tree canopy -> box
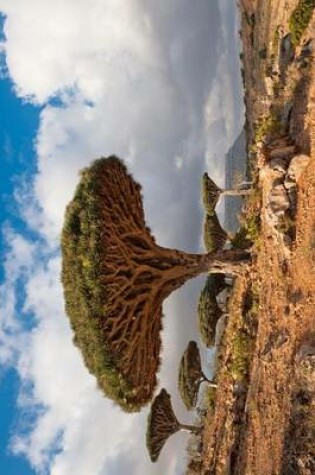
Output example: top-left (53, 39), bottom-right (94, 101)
top-left (201, 172), bottom-right (252, 216)
top-left (146, 388), bottom-right (198, 462)
top-left (61, 156), bottom-right (249, 412)
top-left (203, 212), bottom-right (228, 253)
top-left (198, 275), bottom-right (226, 347)
top-left (201, 173), bottom-right (221, 215)
top-left (178, 341), bottom-right (216, 410)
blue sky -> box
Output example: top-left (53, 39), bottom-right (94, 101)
top-left (0, 13), bottom-right (39, 473)
top-left (0, 2), bottom-right (244, 474)
top-left (0, 33), bottom-right (39, 474)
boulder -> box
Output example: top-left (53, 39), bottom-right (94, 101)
top-left (268, 184), bottom-right (290, 216)
top-left (268, 156), bottom-right (290, 174)
top-left (286, 154), bottom-right (310, 182)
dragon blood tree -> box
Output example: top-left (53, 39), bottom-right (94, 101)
top-left (198, 274), bottom-right (227, 348)
top-left (146, 388), bottom-right (200, 462)
top-left (203, 211), bottom-right (228, 253)
top-left (201, 172), bottom-right (251, 215)
top-left (61, 156), bottom-right (249, 412)
top-left (178, 341), bottom-right (217, 410)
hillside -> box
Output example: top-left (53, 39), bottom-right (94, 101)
top-left (198, 2), bottom-right (315, 474)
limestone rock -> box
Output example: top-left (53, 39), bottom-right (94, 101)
top-left (268, 156), bottom-right (290, 174)
top-left (268, 184), bottom-right (290, 216)
top-left (286, 154), bottom-right (310, 182)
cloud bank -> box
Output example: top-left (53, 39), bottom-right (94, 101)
top-left (0, 1), bottom-right (244, 473)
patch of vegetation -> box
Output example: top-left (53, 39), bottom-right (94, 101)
top-left (232, 213), bottom-right (260, 248)
top-left (203, 213), bottom-right (228, 253)
top-left (197, 274), bottom-right (226, 348)
top-left (230, 331), bottom-right (252, 382)
top-left (254, 111), bottom-right (282, 143)
top-left (289, 0), bottom-right (315, 46)
top-left (204, 385), bottom-right (216, 412)
top-left (229, 286), bottom-right (259, 382)
top-left (244, 213), bottom-right (261, 243)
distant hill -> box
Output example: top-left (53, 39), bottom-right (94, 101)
top-left (224, 128), bottom-right (246, 232)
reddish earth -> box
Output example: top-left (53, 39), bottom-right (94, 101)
top-left (200, 2), bottom-right (315, 474)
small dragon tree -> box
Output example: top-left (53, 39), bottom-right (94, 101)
top-left (203, 212), bottom-right (228, 253)
top-left (61, 156), bottom-right (249, 412)
top-left (202, 172), bottom-right (251, 214)
top-left (146, 388), bottom-right (200, 462)
top-left (178, 341), bottom-right (217, 410)
top-left (198, 274), bottom-right (226, 347)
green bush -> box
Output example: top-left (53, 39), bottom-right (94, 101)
top-left (230, 331), bottom-right (252, 382)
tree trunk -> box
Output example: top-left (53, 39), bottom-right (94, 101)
top-left (200, 372), bottom-right (217, 388)
top-left (179, 423), bottom-right (201, 434)
top-left (152, 245), bottom-right (250, 301)
top-left (221, 188), bottom-right (252, 196)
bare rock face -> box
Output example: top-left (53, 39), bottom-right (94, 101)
top-left (286, 154), bottom-right (310, 183)
top-left (268, 184), bottom-right (290, 216)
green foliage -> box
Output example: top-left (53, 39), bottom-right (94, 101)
top-left (146, 388), bottom-right (180, 462)
top-left (244, 214), bottom-right (261, 243)
top-left (178, 341), bottom-right (203, 410)
top-left (289, 0), bottom-right (315, 46)
top-left (233, 212), bottom-right (261, 248)
top-left (204, 385), bottom-right (216, 412)
top-left (254, 112), bottom-right (281, 143)
top-left (198, 275), bottom-right (225, 348)
top-left (61, 156), bottom-right (139, 412)
top-left (203, 213), bottom-right (228, 253)
top-left (201, 173), bottom-right (220, 214)
top-left (229, 286), bottom-right (258, 382)
top-left (231, 225), bottom-right (253, 249)
top-left (230, 331), bottom-right (252, 382)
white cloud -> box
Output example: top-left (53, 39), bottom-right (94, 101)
top-left (0, 0), bottom-right (160, 103)
top-left (0, 227), bottom-right (35, 365)
top-left (0, 1), bottom-right (244, 474)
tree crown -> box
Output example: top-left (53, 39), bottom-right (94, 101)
top-left (61, 157), bottom-right (249, 411)
top-left (178, 341), bottom-right (204, 410)
top-left (146, 388), bottom-right (180, 462)
top-left (201, 172), bottom-right (221, 214)
top-left (198, 275), bottom-right (225, 347)
top-left (203, 212), bottom-right (228, 253)
top-left (61, 157), bottom-right (163, 412)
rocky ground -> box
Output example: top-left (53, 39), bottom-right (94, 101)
top-left (197, 1), bottom-right (315, 474)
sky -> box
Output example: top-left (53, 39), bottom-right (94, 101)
top-left (0, 1), bottom-right (244, 474)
